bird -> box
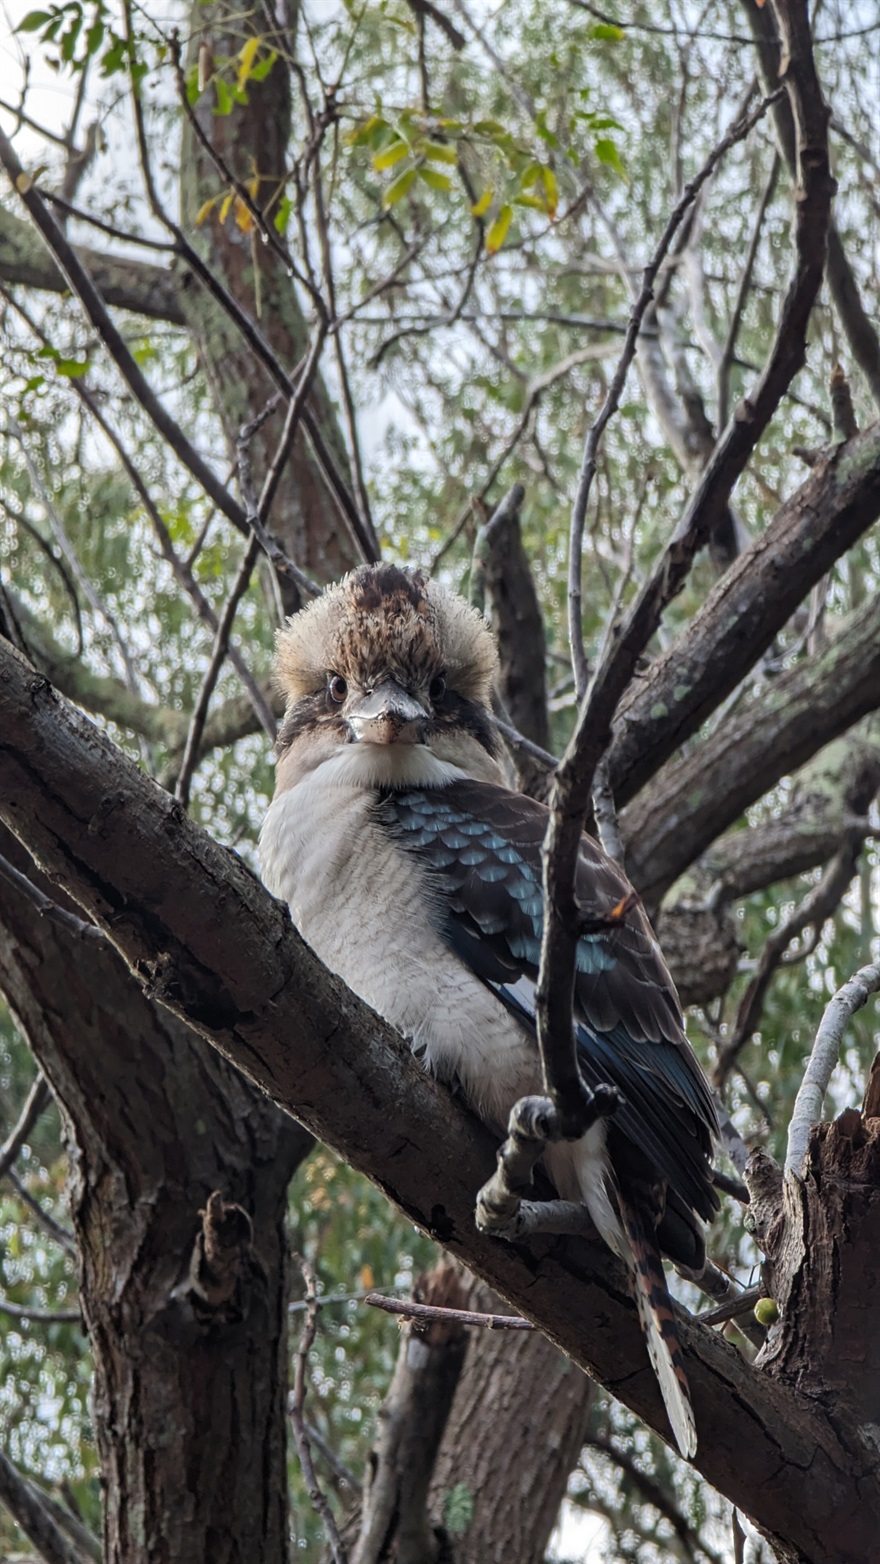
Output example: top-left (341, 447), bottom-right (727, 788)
top-left (260, 562), bottom-right (718, 1458)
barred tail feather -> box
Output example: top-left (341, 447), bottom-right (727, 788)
top-left (618, 1192), bottom-right (697, 1460)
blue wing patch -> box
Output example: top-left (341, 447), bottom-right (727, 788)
top-left (374, 778), bottom-right (718, 1228)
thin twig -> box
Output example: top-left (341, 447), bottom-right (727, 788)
top-left (566, 88), bottom-right (784, 701)
top-left (7, 1170), bottom-right (76, 1254)
top-left (0, 1074), bottom-right (51, 1182)
top-left (289, 1255), bottom-right (348, 1564)
top-left (718, 151), bottom-right (780, 428)
top-left (0, 1298), bottom-right (81, 1326)
top-left (540, 18), bottom-right (831, 1135)
top-left (2, 287), bottom-right (277, 742)
top-left (364, 1292), bottom-right (534, 1329)
top-left (0, 854), bottom-right (104, 948)
top-left (0, 124), bottom-right (251, 540)
top-left (174, 534), bottom-right (261, 808)
top-left (714, 844), bottom-right (861, 1091)
top-left (785, 962), bottom-right (880, 1178)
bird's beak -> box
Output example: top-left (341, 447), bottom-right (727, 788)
top-left (346, 679), bottom-right (429, 746)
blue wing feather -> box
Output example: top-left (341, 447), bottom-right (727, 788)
top-left (375, 779), bottom-right (719, 1227)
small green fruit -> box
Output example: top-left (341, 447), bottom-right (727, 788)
top-left (754, 1297), bottom-right (779, 1327)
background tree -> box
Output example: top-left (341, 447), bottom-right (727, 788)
top-left (0, 1), bottom-right (878, 1561)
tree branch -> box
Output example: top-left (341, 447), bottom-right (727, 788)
top-left (0, 1450), bottom-right (94, 1564)
top-left (622, 590), bottom-right (880, 909)
top-left (0, 206), bottom-right (185, 324)
top-left (785, 963), bottom-right (880, 1177)
top-left (0, 635), bottom-right (876, 1562)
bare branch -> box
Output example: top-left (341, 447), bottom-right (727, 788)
top-left (714, 844), bottom-right (863, 1091)
top-left (0, 1449), bottom-right (93, 1564)
top-left (2, 636), bottom-right (878, 1556)
top-left (0, 1071), bottom-right (50, 1182)
top-left (364, 1291), bottom-right (534, 1329)
top-left (290, 1254), bottom-right (349, 1564)
top-left (785, 963), bottom-right (880, 1178)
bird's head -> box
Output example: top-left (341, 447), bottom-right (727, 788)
top-left (273, 564), bottom-right (504, 788)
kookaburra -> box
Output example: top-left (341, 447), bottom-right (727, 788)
top-left (260, 563), bottom-right (718, 1458)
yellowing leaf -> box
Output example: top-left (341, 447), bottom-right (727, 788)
top-left (418, 165), bottom-right (452, 192)
top-left (485, 203), bottom-right (512, 254)
top-left (360, 1264), bottom-right (374, 1290)
top-left (383, 166), bottom-right (416, 207)
top-left (234, 196), bottom-right (254, 232)
top-left (471, 187), bottom-right (493, 218)
top-left (542, 166), bottom-right (558, 217)
top-left (237, 34), bottom-right (260, 89)
top-left (373, 139), bottom-right (410, 172)
top-left (422, 140), bottom-right (457, 165)
top-left (219, 191), bottom-right (234, 225)
top-left (195, 196), bottom-right (218, 226)
top-left (346, 114), bottom-right (385, 147)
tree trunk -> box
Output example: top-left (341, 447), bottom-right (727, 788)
top-left (178, 0), bottom-right (362, 587)
top-left (0, 834), bottom-right (311, 1564)
top-left (428, 1270), bottom-right (594, 1564)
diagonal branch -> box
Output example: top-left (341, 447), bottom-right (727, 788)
top-left (0, 636), bottom-right (876, 1563)
top-left (540, 0), bottom-right (832, 1132)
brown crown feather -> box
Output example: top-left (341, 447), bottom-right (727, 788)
top-left (274, 564), bottom-right (499, 709)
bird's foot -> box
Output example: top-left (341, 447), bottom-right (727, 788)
top-left (475, 1084), bottom-right (622, 1240)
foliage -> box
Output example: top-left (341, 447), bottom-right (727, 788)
top-left (0, 0), bottom-right (879, 1558)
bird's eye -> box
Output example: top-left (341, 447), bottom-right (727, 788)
top-left (429, 673), bottom-right (447, 704)
top-left (328, 673), bottom-right (347, 704)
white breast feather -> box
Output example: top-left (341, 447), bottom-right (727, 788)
top-left (260, 745), bottom-right (622, 1249)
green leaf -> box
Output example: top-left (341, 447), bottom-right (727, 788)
top-left (99, 34), bottom-right (126, 75)
top-left (485, 202), bottom-right (512, 253)
top-left (85, 19), bottom-right (104, 54)
top-left (249, 50), bottom-right (276, 82)
top-left (60, 13), bottom-right (82, 62)
top-left (214, 76), bottom-right (233, 115)
top-left (594, 136), bottom-right (625, 176)
top-left (382, 165), bottom-right (416, 207)
top-left (346, 113), bottom-right (386, 147)
top-left (418, 165), bottom-right (452, 192)
top-left (373, 139), bottom-right (410, 172)
top-left (421, 139), bottom-right (457, 165)
top-left (470, 187), bottom-right (493, 218)
top-left (534, 110), bottom-right (560, 149)
top-left (589, 21), bottom-right (625, 40)
top-left (16, 10), bottom-right (54, 32)
top-left (55, 357), bottom-right (89, 378)
top-left (273, 193), bottom-right (292, 234)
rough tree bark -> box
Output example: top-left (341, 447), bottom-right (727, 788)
top-left (0, 833), bottom-right (312, 1564)
top-left (2, 643), bottom-right (878, 1564)
top-left (178, 0), bottom-right (363, 587)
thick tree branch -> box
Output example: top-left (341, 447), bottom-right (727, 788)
top-left (622, 590), bottom-right (880, 908)
top-left (608, 422), bottom-right (880, 809)
top-left (0, 637), bottom-right (875, 1563)
top-left (0, 206), bottom-right (186, 324)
